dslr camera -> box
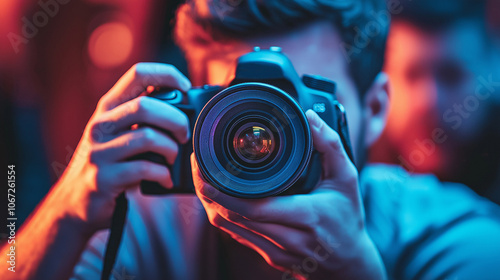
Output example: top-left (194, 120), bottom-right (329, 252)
top-left (140, 47), bottom-right (354, 198)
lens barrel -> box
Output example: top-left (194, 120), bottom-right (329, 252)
top-left (193, 83), bottom-right (312, 198)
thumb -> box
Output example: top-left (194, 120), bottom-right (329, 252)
top-left (306, 109), bottom-right (357, 182)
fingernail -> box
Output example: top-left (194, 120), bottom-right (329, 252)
top-left (306, 109), bottom-right (321, 130)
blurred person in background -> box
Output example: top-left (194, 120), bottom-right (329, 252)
top-left (371, 0), bottom-right (500, 204)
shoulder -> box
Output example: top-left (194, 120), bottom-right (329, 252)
top-left (361, 164), bottom-right (500, 279)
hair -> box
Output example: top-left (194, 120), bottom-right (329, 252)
top-left (174, 0), bottom-right (390, 98)
top-left (393, 0), bottom-right (487, 31)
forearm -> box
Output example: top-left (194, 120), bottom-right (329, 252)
top-left (0, 185), bottom-right (94, 280)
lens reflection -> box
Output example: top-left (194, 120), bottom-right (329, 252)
top-left (235, 126), bottom-right (273, 161)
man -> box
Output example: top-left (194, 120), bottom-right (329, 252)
top-left (371, 0), bottom-right (500, 204)
top-left (2, 0), bottom-right (500, 279)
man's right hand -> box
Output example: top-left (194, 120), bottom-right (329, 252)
top-left (52, 63), bottom-right (191, 233)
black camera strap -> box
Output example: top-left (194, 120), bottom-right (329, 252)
top-left (101, 192), bottom-right (128, 280)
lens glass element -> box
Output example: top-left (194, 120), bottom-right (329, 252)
top-left (234, 125), bottom-right (274, 163)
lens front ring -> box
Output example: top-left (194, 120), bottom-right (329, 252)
top-left (193, 82), bottom-right (312, 198)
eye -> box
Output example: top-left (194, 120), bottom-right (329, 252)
top-left (436, 61), bottom-right (466, 87)
top-left (405, 64), bottom-right (426, 84)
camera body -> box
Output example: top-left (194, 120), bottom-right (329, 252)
top-left (140, 47), bottom-right (354, 197)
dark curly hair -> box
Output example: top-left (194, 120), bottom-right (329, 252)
top-left (174, 0), bottom-right (390, 98)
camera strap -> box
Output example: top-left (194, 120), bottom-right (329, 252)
top-left (101, 192), bottom-right (128, 280)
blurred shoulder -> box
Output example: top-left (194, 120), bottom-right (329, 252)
top-left (360, 163), bottom-right (500, 221)
top-left (360, 164), bottom-right (500, 279)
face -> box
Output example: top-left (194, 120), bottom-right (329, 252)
top-left (384, 19), bottom-right (496, 174)
top-left (184, 21), bottom-right (376, 161)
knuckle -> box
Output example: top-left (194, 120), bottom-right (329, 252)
top-left (88, 147), bottom-right (103, 164)
top-left (164, 166), bottom-right (172, 180)
top-left (87, 119), bottom-right (106, 142)
top-left (136, 161), bottom-right (153, 177)
top-left (94, 168), bottom-right (108, 189)
top-left (96, 96), bottom-right (109, 111)
top-left (169, 144), bottom-right (179, 161)
top-left (134, 96), bottom-right (149, 115)
top-left (179, 120), bottom-right (190, 142)
top-left (130, 96), bottom-right (154, 121)
top-left (209, 213), bottom-right (224, 227)
top-left (182, 114), bottom-right (190, 130)
top-left (243, 208), bottom-right (262, 221)
top-left (140, 127), bottom-right (157, 147)
top-left (303, 202), bottom-right (320, 231)
top-left (181, 112), bottom-right (190, 126)
top-left (88, 117), bottom-right (102, 132)
top-left (225, 209), bottom-right (242, 222)
top-left (173, 142), bottom-right (180, 155)
top-left (267, 255), bottom-right (288, 269)
top-left (328, 130), bottom-right (342, 148)
top-left (163, 64), bottom-right (175, 72)
top-left (130, 63), bottom-right (145, 79)
top-left (290, 235), bottom-right (309, 253)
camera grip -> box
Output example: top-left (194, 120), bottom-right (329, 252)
top-left (135, 87), bottom-right (186, 195)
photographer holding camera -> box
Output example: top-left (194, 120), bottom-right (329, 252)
top-left (2, 0), bottom-right (500, 279)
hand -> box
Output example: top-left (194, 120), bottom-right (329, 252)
top-left (191, 110), bottom-right (386, 279)
top-left (52, 63), bottom-right (191, 233)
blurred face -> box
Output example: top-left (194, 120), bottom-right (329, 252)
top-left (185, 21), bottom-right (367, 159)
top-left (384, 19), bottom-right (494, 174)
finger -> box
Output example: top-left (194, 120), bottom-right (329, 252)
top-left (200, 201), bottom-right (300, 272)
top-left (190, 154), bottom-right (314, 228)
top-left (306, 109), bottom-right (357, 184)
top-left (99, 63), bottom-right (191, 111)
top-left (98, 96), bottom-right (190, 143)
top-left (93, 127), bottom-right (178, 165)
top-left (207, 198), bottom-right (313, 257)
top-left (99, 160), bottom-right (173, 195)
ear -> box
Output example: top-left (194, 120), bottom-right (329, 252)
top-left (363, 72), bottom-right (391, 148)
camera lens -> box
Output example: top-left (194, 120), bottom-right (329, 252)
top-left (193, 83), bottom-right (312, 198)
top-left (234, 123), bottom-right (275, 163)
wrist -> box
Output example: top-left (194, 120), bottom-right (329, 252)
top-left (44, 180), bottom-right (98, 240)
top-left (307, 231), bottom-right (387, 280)
top-left (347, 231), bottom-right (387, 280)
